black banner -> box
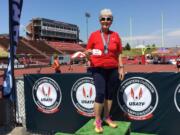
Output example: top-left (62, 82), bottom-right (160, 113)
top-left (24, 73), bottom-right (180, 135)
top-left (112, 72), bottom-right (180, 135)
top-left (24, 73), bottom-right (93, 134)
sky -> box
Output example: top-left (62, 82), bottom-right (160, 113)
top-left (0, 0), bottom-right (180, 47)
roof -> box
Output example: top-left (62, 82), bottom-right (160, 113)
top-left (31, 17), bottom-right (78, 27)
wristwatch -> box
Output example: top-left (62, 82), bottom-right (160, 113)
top-left (119, 65), bottom-right (124, 68)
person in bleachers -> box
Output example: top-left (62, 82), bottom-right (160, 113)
top-left (14, 57), bottom-right (19, 67)
top-left (176, 55), bottom-right (180, 72)
top-left (68, 61), bottom-right (73, 71)
top-left (84, 8), bottom-right (124, 133)
top-left (52, 55), bottom-right (61, 73)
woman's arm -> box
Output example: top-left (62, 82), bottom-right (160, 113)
top-left (118, 53), bottom-right (125, 81)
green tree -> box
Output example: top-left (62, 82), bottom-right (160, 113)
top-left (125, 43), bottom-right (131, 50)
top-left (152, 44), bottom-right (156, 48)
top-left (146, 45), bottom-right (151, 49)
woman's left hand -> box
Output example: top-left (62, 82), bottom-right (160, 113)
top-left (118, 67), bottom-right (125, 81)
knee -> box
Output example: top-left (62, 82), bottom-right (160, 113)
top-left (105, 94), bottom-right (113, 100)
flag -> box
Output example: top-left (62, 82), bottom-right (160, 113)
top-left (3, 0), bottom-right (23, 97)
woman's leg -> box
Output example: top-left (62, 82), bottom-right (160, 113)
top-left (93, 70), bottom-right (105, 120)
top-left (104, 69), bottom-right (119, 128)
top-left (104, 99), bottom-right (112, 118)
top-left (94, 102), bottom-right (104, 120)
top-left (92, 68), bottom-right (106, 133)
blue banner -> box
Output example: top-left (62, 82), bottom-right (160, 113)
top-left (3, 0), bottom-right (23, 97)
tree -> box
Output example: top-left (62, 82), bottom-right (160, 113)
top-left (124, 43), bottom-right (131, 50)
top-left (146, 45), bottom-right (151, 49)
top-left (152, 44), bottom-right (156, 48)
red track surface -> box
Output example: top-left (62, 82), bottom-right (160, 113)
top-left (0, 64), bottom-right (179, 86)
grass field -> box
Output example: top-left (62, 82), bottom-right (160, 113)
top-left (0, 47), bottom-right (8, 57)
top-left (122, 48), bottom-right (156, 57)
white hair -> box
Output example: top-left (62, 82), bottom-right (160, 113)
top-left (100, 8), bottom-right (113, 17)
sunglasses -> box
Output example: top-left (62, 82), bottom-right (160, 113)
top-left (100, 17), bottom-right (112, 22)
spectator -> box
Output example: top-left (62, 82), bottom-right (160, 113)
top-left (52, 55), bottom-right (61, 73)
top-left (69, 61), bottom-right (73, 71)
top-left (176, 55), bottom-right (180, 72)
top-left (14, 56), bottom-right (19, 67)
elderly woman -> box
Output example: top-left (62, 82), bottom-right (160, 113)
top-left (85, 9), bottom-right (124, 133)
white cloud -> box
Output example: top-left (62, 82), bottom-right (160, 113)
top-left (167, 29), bottom-right (180, 37)
top-left (121, 29), bottom-right (180, 47)
top-left (122, 35), bottom-right (160, 41)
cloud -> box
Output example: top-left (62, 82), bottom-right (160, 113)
top-left (121, 29), bottom-right (180, 47)
top-left (167, 29), bottom-right (180, 37)
top-left (122, 35), bottom-right (160, 41)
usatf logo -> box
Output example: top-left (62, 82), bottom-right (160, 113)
top-left (71, 77), bottom-right (96, 117)
top-left (174, 84), bottom-right (180, 112)
top-left (32, 77), bottom-right (62, 114)
top-left (117, 77), bottom-right (158, 120)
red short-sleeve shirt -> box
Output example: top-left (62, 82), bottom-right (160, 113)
top-left (86, 30), bottom-right (122, 68)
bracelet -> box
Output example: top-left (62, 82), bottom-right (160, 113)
top-left (119, 65), bottom-right (124, 68)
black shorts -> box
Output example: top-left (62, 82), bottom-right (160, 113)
top-left (88, 67), bottom-right (120, 103)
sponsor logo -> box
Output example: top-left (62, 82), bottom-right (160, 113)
top-left (32, 77), bottom-right (62, 114)
top-left (174, 84), bottom-right (180, 112)
top-left (71, 77), bottom-right (96, 117)
top-left (0, 64), bottom-right (25, 69)
top-left (117, 77), bottom-right (158, 120)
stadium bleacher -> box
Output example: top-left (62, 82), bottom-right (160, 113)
top-left (0, 36), bottom-right (87, 65)
top-left (27, 40), bottom-right (62, 55)
top-left (48, 41), bottom-right (85, 54)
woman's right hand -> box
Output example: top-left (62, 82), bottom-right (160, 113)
top-left (84, 49), bottom-right (92, 58)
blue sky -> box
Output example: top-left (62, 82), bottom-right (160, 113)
top-left (0, 0), bottom-right (180, 47)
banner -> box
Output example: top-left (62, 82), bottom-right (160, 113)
top-left (24, 74), bottom-right (92, 134)
top-left (3, 0), bottom-right (23, 97)
top-left (112, 72), bottom-right (180, 135)
top-left (24, 73), bottom-right (180, 135)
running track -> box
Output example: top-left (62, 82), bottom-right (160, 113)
top-left (0, 64), bottom-right (179, 86)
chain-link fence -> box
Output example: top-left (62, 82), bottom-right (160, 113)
top-left (15, 77), bottom-right (50, 135)
top-left (15, 77), bottom-right (26, 127)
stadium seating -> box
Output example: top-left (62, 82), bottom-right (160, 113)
top-left (0, 36), bottom-right (87, 65)
top-left (48, 41), bottom-right (85, 54)
top-left (27, 40), bottom-right (62, 56)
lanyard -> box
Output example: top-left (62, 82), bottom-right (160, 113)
top-left (101, 31), bottom-right (110, 54)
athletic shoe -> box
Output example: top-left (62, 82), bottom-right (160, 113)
top-left (104, 116), bottom-right (118, 128)
top-left (94, 119), bottom-right (103, 133)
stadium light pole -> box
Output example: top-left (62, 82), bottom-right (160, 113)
top-left (129, 16), bottom-right (133, 47)
top-left (85, 12), bottom-right (90, 43)
top-left (161, 12), bottom-right (164, 48)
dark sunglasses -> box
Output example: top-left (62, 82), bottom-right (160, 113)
top-left (100, 17), bottom-right (112, 22)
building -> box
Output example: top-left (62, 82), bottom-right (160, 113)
top-left (26, 18), bottom-right (79, 42)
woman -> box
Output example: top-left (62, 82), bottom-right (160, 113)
top-left (52, 55), bottom-right (61, 73)
top-left (85, 9), bottom-right (124, 133)
top-left (176, 55), bottom-right (180, 72)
